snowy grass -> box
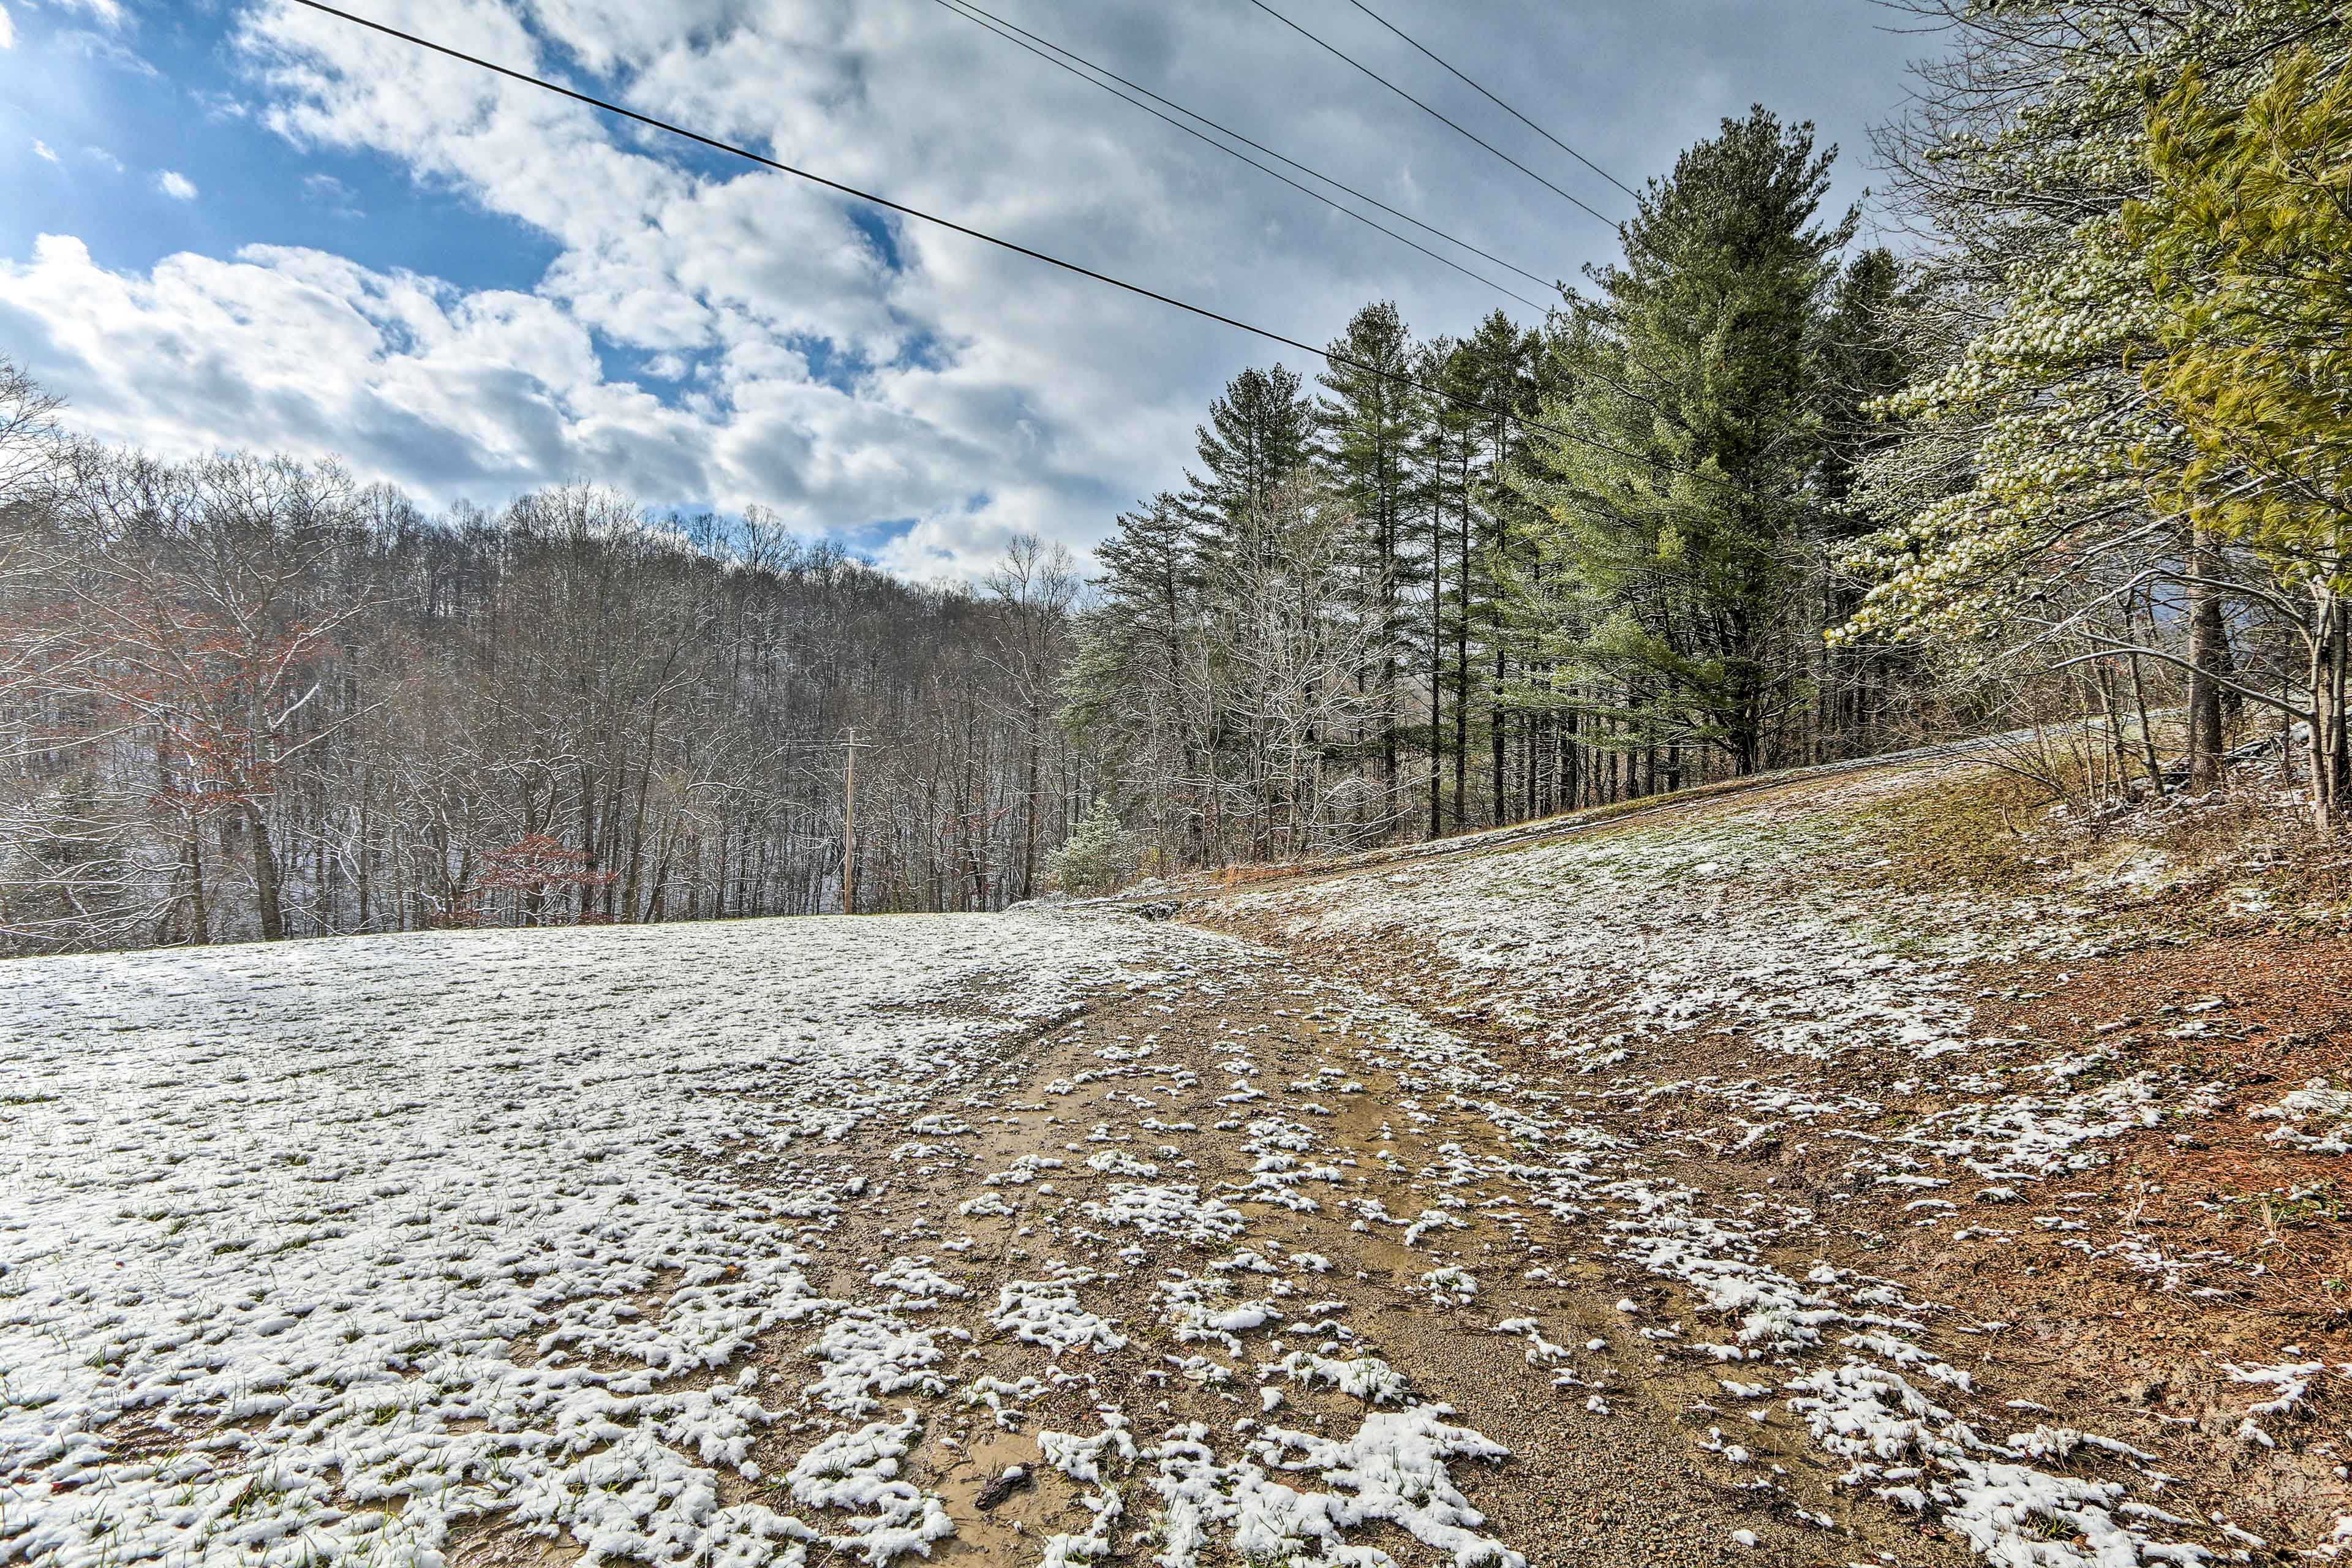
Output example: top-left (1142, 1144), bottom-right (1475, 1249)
top-left (0, 916), bottom-right (1164, 1568)
top-left (1207, 769), bottom-right (2274, 1565)
top-left (2, 912), bottom-right (1539, 1568)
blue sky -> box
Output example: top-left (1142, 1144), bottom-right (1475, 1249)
top-left (1, 5), bottom-right (554, 289)
top-left (0, 0), bottom-right (1928, 578)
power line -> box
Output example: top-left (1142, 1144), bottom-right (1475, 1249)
top-left (929, 0), bottom-right (1544, 309)
top-left (1340, 0), bottom-right (1641, 199)
top-left (277, 0), bottom-right (1643, 464)
top-left (1243, 0), bottom-right (1621, 228)
top-left (932, 0), bottom-right (1556, 293)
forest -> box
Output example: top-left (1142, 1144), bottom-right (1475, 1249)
top-left (0, 443), bottom-right (1087, 948)
top-left (2, 0), bottom-right (2346, 952)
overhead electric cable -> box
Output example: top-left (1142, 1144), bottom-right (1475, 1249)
top-left (279, 0), bottom-right (1646, 463)
top-left (1242, 0), bottom-right (1621, 227)
top-left (931, 0), bottom-right (1556, 292)
top-left (1339, 0), bottom-right (1640, 198)
top-left (929, 0), bottom-right (1543, 307)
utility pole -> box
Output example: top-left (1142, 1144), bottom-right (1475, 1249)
top-left (840, 733), bottom-right (872, 915)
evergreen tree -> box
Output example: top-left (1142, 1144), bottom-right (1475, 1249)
top-left (1812, 247), bottom-right (1918, 756)
top-left (2133, 43), bottom-right (2352, 823)
top-left (1314, 303), bottom-right (1426, 819)
top-left (1457, 311), bottom-right (1542, 821)
top-left (1046, 796), bottom-right (1141, 895)
top-left (1839, 1), bottom-right (2335, 794)
top-left (1063, 494), bottom-right (1205, 858)
top-left (1817, 249), bottom-right (1909, 518)
top-left (1431, 336), bottom-right (1482, 823)
top-left (1183, 364), bottom-right (1314, 567)
top-left (1509, 107), bottom-right (1853, 775)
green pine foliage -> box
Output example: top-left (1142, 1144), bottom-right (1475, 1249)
top-left (1504, 108), bottom-right (1855, 775)
top-left (2133, 43), bottom-right (2352, 817)
top-left (1838, 0), bottom-right (2351, 825)
top-left (1046, 796), bottom-right (1142, 897)
top-left (1067, 7), bottom-right (2352, 867)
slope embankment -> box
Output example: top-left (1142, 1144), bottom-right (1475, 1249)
top-left (1166, 754), bottom-right (2352, 1563)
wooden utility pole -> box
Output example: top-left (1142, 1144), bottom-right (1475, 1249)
top-left (840, 734), bottom-right (872, 914)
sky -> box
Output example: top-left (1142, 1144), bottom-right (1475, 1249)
top-left (0, 0), bottom-right (1931, 578)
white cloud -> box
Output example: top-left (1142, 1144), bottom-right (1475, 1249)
top-left (300, 170), bottom-right (361, 217)
top-left (156, 170), bottom-right (198, 201)
top-left (1, 0), bottom-right (1912, 578)
top-left (0, 6), bottom-right (15, 50)
top-left (0, 236), bottom-right (1074, 573)
top-left (58, 25), bottom-right (155, 77)
top-left (32, 140), bottom-right (58, 163)
top-left (51, 0), bottom-right (124, 26)
top-left (208, 0), bottom-right (1401, 573)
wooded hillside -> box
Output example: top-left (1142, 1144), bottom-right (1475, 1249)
top-left (0, 432), bottom-right (1087, 950)
top-left (4, 0), bottom-right (2346, 954)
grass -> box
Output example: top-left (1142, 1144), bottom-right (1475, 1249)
top-left (2222, 1182), bottom-right (2343, 1237)
top-left (1870, 769), bottom-right (2060, 896)
top-left (1172, 756), bottom-right (1899, 892)
top-left (1867, 755), bottom-right (2352, 943)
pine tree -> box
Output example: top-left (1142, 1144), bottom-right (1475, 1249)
top-left (1046, 796), bottom-right (1140, 896)
top-left (2133, 44), bottom-right (2352, 823)
top-left (1063, 494), bottom-right (1204, 858)
top-left (1509, 107), bottom-right (1853, 775)
top-left (1839, 2), bottom-right (2335, 796)
top-left (1183, 364), bottom-right (1314, 569)
top-left (1457, 311), bottom-right (1540, 822)
top-left (1813, 247), bottom-right (1916, 758)
top-left (1432, 337), bottom-right (1482, 824)
top-left (1314, 303), bottom-right (1426, 824)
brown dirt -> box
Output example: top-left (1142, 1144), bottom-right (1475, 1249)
top-left (696, 946), bottom-right (1971, 1567)
top-left (1163, 764), bottom-right (2352, 1559)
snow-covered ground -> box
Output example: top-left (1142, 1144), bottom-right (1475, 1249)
top-left (2, 915), bottom-right (1542, 1568)
top-left (1, 916), bottom-right (1180, 1567)
top-left (1208, 769), bottom-right (2351, 1566)
top-left (9, 767), bottom-right (2345, 1568)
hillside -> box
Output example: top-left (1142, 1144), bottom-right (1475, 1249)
top-left (5, 755), bottom-right (2347, 1568)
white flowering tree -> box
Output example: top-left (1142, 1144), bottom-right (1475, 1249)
top-left (1841, 0), bottom-right (2343, 816)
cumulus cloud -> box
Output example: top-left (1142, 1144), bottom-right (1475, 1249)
top-left (0, 235), bottom-right (1071, 570)
top-left (156, 169), bottom-right (198, 200)
top-left (200, 0), bottom-right (1513, 573)
top-left (5, 0), bottom-right (1909, 577)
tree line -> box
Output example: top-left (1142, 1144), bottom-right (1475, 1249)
top-left (1070, 0), bottom-right (2352, 875)
top-left (0, 415), bottom-right (1088, 953)
top-left (1066, 108), bottom-right (1937, 873)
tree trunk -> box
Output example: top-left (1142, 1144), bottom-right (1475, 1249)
top-left (2312, 584), bottom-right (2348, 831)
top-left (1021, 733), bottom-right (1040, 902)
top-left (1453, 458), bottom-right (1470, 829)
top-left (1491, 649), bottom-right (1507, 827)
top-left (1429, 500), bottom-right (1444, 842)
top-left (247, 804), bottom-right (285, 941)
top-left (2185, 525), bottom-right (2228, 791)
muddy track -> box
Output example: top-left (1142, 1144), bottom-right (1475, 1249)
top-left (1130, 760), bottom-right (2351, 1564)
top-left (728, 941), bottom-right (1972, 1568)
